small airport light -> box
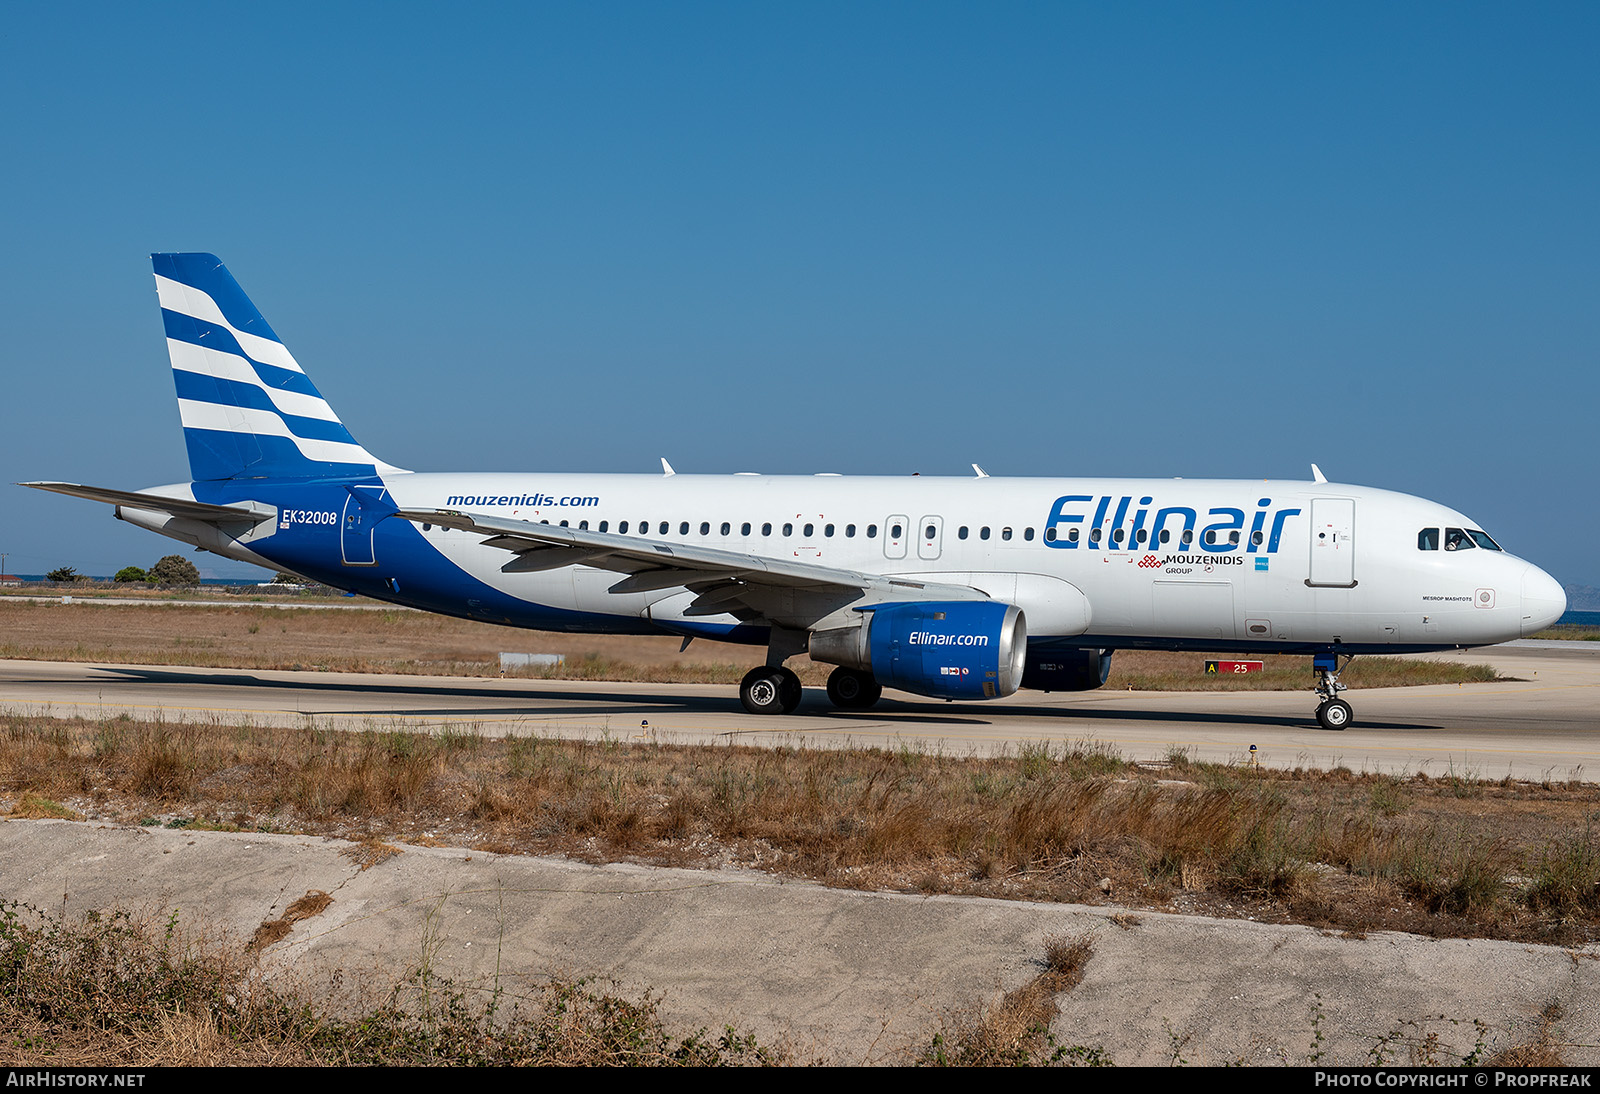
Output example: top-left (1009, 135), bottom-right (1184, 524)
top-left (1249, 744), bottom-right (1258, 768)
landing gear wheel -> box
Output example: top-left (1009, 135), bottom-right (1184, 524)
top-left (1311, 652), bottom-right (1353, 731)
top-left (826, 667), bottom-right (882, 710)
top-left (741, 666), bottom-right (803, 715)
top-left (1316, 698), bottom-right (1353, 731)
top-left (777, 668), bottom-right (803, 714)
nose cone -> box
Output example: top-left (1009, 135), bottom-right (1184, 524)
top-left (1521, 565), bottom-right (1567, 637)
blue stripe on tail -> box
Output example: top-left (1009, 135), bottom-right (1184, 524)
top-left (153, 253), bottom-right (394, 482)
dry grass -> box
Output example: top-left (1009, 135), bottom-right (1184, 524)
top-left (0, 598), bottom-right (1499, 690)
top-left (918, 934), bottom-right (1105, 1066)
top-left (1486, 1003), bottom-right (1568, 1067)
top-left (3, 712), bottom-right (1596, 945)
top-left (247, 890), bottom-right (333, 953)
top-left (1528, 624), bottom-right (1600, 642)
top-left (1108, 649), bottom-right (1500, 691)
top-left (0, 900), bottom-right (787, 1066)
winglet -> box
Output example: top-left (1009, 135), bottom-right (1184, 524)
top-left (1311, 463), bottom-right (1328, 484)
top-left (972, 464), bottom-right (989, 478)
top-left (660, 458), bottom-right (676, 477)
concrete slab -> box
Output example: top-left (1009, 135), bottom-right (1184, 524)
top-left (3, 818), bottom-right (1596, 1065)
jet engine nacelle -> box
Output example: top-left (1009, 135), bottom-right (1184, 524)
top-left (1021, 647), bottom-right (1112, 692)
top-left (809, 601), bottom-right (1027, 701)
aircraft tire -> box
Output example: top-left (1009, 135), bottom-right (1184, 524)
top-left (741, 667), bottom-right (803, 715)
top-left (777, 668), bottom-right (803, 714)
top-left (1316, 699), bottom-right (1353, 731)
top-left (826, 667), bottom-right (882, 710)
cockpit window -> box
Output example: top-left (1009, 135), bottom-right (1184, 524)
top-left (1444, 527), bottom-right (1475, 551)
top-left (1467, 529), bottom-right (1502, 551)
top-left (1418, 528), bottom-right (1439, 551)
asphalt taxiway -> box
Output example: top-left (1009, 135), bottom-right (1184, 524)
top-left (2, 640), bottom-right (1595, 780)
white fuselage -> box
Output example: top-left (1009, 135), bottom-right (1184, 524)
top-left (155, 470), bottom-right (1566, 654)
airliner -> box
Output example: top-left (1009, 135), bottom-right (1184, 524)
top-left (24, 254), bottom-right (1567, 730)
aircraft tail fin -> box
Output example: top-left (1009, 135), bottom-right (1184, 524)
top-left (152, 253), bottom-right (403, 481)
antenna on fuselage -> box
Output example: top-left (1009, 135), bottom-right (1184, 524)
top-left (1311, 463), bottom-right (1328, 484)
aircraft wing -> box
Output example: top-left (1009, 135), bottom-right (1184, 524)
top-left (19, 482), bottom-right (273, 524)
top-left (393, 508), bottom-right (991, 623)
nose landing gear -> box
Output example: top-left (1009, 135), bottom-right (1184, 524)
top-left (1313, 651), bottom-right (1353, 730)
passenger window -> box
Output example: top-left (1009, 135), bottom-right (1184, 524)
top-left (1090, 528), bottom-right (1102, 543)
top-left (1045, 527), bottom-right (1057, 542)
top-left (804, 523), bottom-right (814, 537)
top-left (679, 522), bottom-right (689, 535)
top-left (598, 521), bottom-right (608, 533)
top-left (720, 522), bottom-right (730, 535)
top-left (1111, 528), bottom-right (1124, 544)
top-left (1229, 530), bottom-right (1240, 545)
top-left (924, 525), bottom-right (936, 540)
top-left (784, 523), bottom-right (794, 536)
top-left (1001, 527), bottom-right (1012, 541)
top-left (1204, 530), bottom-right (1215, 545)
top-left (980, 527), bottom-right (990, 540)
top-left (619, 521), bottom-right (629, 534)
top-left (1182, 529), bottom-right (1194, 545)
top-left (1068, 528), bottom-right (1079, 542)
top-left (560, 520), bottom-right (569, 527)
top-left (1250, 530), bottom-right (1262, 546)
top-left (867, 525), bottom-right (878, 538)
top-left (1159, 529), bottom-right (1170, 544)
top-left (1136, 529), bottom-right (1147, 543)
top-left (762, 522), bottom-right (772, 536)
top-left (1024, 528), bottom-right (1034, 541)
top-left (846, 524), bottom-right (856, 537)
top-left (1418, 528), bottom-right (1439, 550)
top-left (825, 523), bottom-right (834, 537)
top-left (890, 524), bottom-right (903, 539)
top-left (1444, 527), bottom-right (1475, 551)
top-left (659, 522), bottom-right (669, 535)
top-left (958, 526), bottom-right (969, 540)
top-left (579, 520), bottom-right (589, 530)
top-left (741, 522), bottom-right (751, 535)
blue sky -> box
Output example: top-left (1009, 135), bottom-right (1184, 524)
top-left (1, 3), bottom-right (1595, 585)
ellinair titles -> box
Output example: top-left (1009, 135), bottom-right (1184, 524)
top-left (25, 254), bottom-right (1567, 731)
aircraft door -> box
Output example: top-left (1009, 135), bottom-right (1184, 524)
top-left (1308, 498), bottom-right (1355, 587)
top-left (884, 515), bottom-right (909, 560)
top-left (918, 516), bottom-right (944, 560)
top-left (341, 488), bottom-right (385, 566)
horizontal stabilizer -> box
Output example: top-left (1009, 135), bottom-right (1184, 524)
top-left (19, 481), bottom-right (272, 524)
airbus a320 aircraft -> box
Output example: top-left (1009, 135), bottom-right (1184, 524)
top-left (26, 255), bottom-right (1567, 730)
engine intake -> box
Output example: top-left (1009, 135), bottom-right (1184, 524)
top-left (809, 601), bottom-right (1027, 701)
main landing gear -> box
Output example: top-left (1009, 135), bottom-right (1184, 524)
top-left (738, 626), bottom-right (886, 715)
top-left (825, 666), bottom-right (882, 710)
top-left (739, 666), bottom-right (803, 715)
top-left (1313, 652), bottom-right (1353, 731)
top-left (739, 665), bottom-right (884, 715)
